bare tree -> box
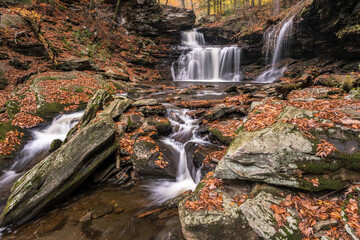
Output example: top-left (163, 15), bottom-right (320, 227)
top-left (181, 0), bottom-right (185, 8)
top-left (274, 0), bottom-right (280, 15)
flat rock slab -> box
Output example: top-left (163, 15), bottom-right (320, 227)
top-left (0, 114), bottom-right (117, 227)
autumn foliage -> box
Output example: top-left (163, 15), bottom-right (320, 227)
top-left (185, 172), bottom-right (224, 211)
top-left (271, 186), bottom-right (360, 239)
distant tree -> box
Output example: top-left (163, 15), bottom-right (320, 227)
top-left (181, 0), bottom-right (185, 8)
top-left (274, 0), bottom-right (280, 15)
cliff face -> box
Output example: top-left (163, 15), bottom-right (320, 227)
top-left (292, 0), bottom-right (360, 60)
top-left (118, 0), bottom-right (196, 37)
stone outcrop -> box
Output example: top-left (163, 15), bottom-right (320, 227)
top-left (178, 183), bottom-right (301, 240)
top-left (0, 113), bottom-right (117, 227)
top-left (215, 106), bottom-right (360, 191)
top-left (291, 0), bottom-right (360, 60)
top-left (118, 0), bottom-right (195, 36)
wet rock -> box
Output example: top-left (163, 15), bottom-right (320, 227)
top-left (139, 105), bottom-right (166, 117)
top-left (48, 139), bottom-right (62, 154)
top-left (133, 98), bottom-right (159, 107)
top-left (155, 216), bottom-right (185, 240)
top-left (91, 202), bottom-right (113, 219)
top-left (204, 104), bottom-right (237, 121)
top-left (178, 183), bottom-right (301, 240)
top-left (224, 86), bottom-right (238, 93)
top-left (130, 140), bottom-right (178, 177)
top-left (215, 106), bottom-right (360, 191)
top-left (209, 127), bottom-right (233, 145)
top-left (178, 88), bottom-right (197, 95)
top-left (0, 14), bottom-right (26, 27)
top-left (80, 90), bottom-right (113, 126)
top-left (146, 116), bottom-right (171, 135)
top-left (55, 58), bottom-right (98, 71)
top-left (0, 114), bottom-right (117, 227)
top-left (101, 97), bottom-right (132, 120)
top-left (79, 212), bottom-right (92, 222)
top-left (119, 113), bottom-right (145, 131)
top-left (0, 122), bottom-right (28, 171)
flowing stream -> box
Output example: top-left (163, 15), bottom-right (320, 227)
top-left (148, 105), bottom-right (210, 205)
top-left (172, 29), bottom-right (242, 82)
top-left (256, 17), bottom-right (294, 83)
top-left (0, 112), bottom-right (83, 209)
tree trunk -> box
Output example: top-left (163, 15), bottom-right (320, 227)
top-left (274, 0), bottom-right (280, 15)
top-left (181, 0), bottom-right (185, 8)
top-left (113, 0), bottom-right (121, 22)
top-left (207, 0), bottom-right (210, 15)
top-left (258, 0), bottom-right (261, 8)
top-left (251, 0), bottom-right (254, 8)
top-left (190, 0), bottom-right (194, 11)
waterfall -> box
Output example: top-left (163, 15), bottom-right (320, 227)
top-left (256, 17), bottom-right (294, 83)
top-left (0, 112), bottom-right (83, 207)
top-left (181, 29), bottom-right (205, 46)
top-left (172, 29), bottom-right (242, 82)
top-left (147, 105), bottom-right (210, 205)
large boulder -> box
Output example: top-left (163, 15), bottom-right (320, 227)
top-left (216, 105), bottom-right (360, 191)
top-left (178, 179), bottom-right (301, 240)
top-left (131, 140), bottom-right (178, 177)
top-left (6, 71), bottom-right (123, 122)
top-left (0, 114), bottom-right (117, 227)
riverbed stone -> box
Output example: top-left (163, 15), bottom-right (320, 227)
top-left (204, 104), bottom-right (237, 121)
top-left (215, 106), bottom-right (360, 191)
top-left (80, 89), bottom-right (113, 126)
top-left (130, 140), bottom-right (178, 177)
top-left (0, 113), bottom-right (117, 227)
top-left (178, 183), bottom-right (301, 240)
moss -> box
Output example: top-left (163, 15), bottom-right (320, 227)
top-left (297, 160), bottom-right (340, 173)
top-left (335, 151), bottom-right (360, 170)
top-left (5, 100), bottom-right (20, 119)
top-left (209, 128), bottom-right (232, 145)
top-left (0, 122), bottom-right (24, 142)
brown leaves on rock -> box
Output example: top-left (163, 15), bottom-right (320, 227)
top-left (316, 140), bottom-right (337, 158)
top-left (270, 189), bottom-right (360, 239)
top-left (244, 101), bottom-right (284, 131)
top-left (208, 119), bottom-right (243, 137)
top-left (230, 194), bottom-right (248, 207)
top-left (185, 172), bottom-right (223, 212)
top-left (12, 112), bottom-right (44, 128)
top-left (282, 118), bottom-right (334, 139)
top-left (203, 149), bottom-right (226, 165)
top-left (0, 130), bottom-right (23, 155)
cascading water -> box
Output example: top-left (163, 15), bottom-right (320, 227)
top-left (0, 112), bottom-right (83, 207)
top-left (148, 104), bottom-right (210, 205)
top-left (172, 29), bottom-right (242, 82)
top-left (256, 17), bottom-right (294, 83)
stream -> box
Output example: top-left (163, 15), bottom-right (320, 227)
top-left (0, 19), bottom-right (294, 239)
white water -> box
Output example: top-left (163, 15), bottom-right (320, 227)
top-left (256, 17), bottom-right (293, 83)
top-left (0, 112), bottom-right (83, 195)
top-left (148, 105), bottom-right (210, 205)
top-left (172, 29), bottom-right (242, 82)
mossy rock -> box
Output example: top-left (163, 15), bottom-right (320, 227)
top-left (0, 114), bottom-right (117, 227)
top-left (5, 100), bottom-right (20, 119)
top-left (0, 123), bottom-right (28, 171)
top-left (215, 106), bottom-right (360, 191)
top-left (178, 183), bottom-right (301, 240)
